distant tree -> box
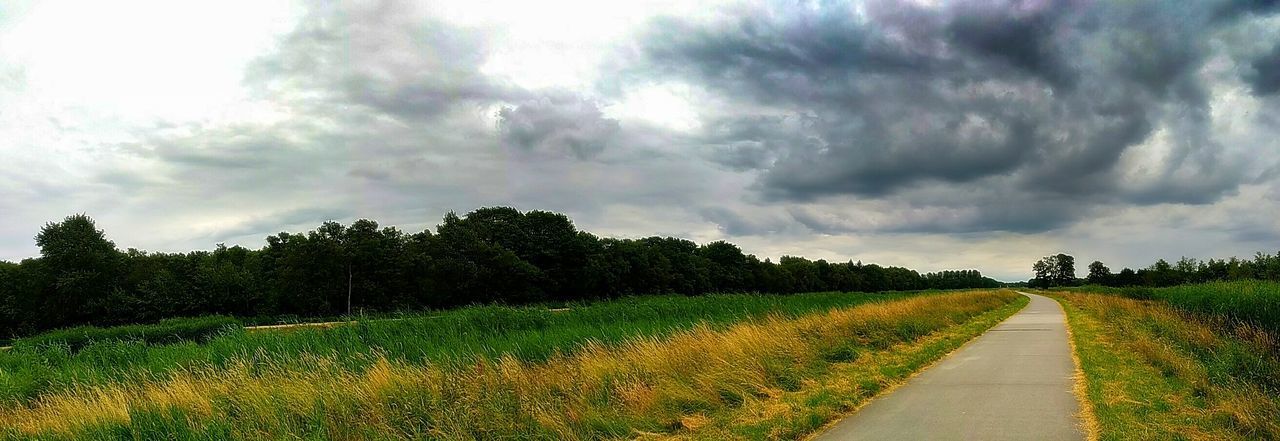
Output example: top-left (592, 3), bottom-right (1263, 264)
top-left (1087, 261), bottom-right (1111, 284)
top-left (1032, 253), bottom-right (1076, 287)
top-left (1032, 258), bottom-right (1050, 288)
top-left (1145, 259), bottom-right (1178, 287)
top-left (1053, 254), bottom-right (1076, 286)
top-left (699, 241), bottom-right (750, 292)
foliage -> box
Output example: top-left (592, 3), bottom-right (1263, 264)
top-left (1031, 253), bottom-right (1076, 287)
top-left (0, 210), bottom-right (1001, 338)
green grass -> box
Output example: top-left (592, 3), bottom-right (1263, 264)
top-left (1051, 291), bottom-right (1280, 440)
top-left (12, 316), bottom-right (242, 352)
top-left (0, 290), bottom-right (942, 406)
top-left (0, 289), bottom-right (1022, 440)
top-left (1066, 280), bottom-right (1280, 332)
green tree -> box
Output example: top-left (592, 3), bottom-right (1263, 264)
top-left (1032, 253), bottom-right (1076, 287)
top-left (34, 214), bottom-right (121, 326)
top-left (1087, 260), bottom-right (1110, 284)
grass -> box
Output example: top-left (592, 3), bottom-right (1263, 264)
top-left (0, 289), bottom-right (1022, 439)
top-left (0, 290), bottom-right (950, 407)
top-left (12, 316), bottom-right (242, 352)
top-left (1066, 280), bottom-right (1280, 332)
top-left (1050, 290), bottom-right (1280, 440)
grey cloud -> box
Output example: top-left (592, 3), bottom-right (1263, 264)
top-left (497, 94), bottom-right (620, 159)
top-left (699, 206), bottom-right (791, 236)
top-left (1248, 43), bottom-right (1280, 95)
top-left (70, 0), bottom-right (728, 256)
top-left (946, 0), bottom-right (1080, 89)
top-left (246, 1), bottom-right (522, 119)
top-left (205, 207), bottom-right (357, 242)
top-left (787, 183), bottom-right (1085, 235)
top-left (1213, 0), bottom-right (1280, 21)
top-left (628, 0), bottom-right (1274, 233)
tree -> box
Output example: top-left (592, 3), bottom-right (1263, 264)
top-left (1032, 253), bottom-right (1076, 287)
top-left (1053, 254), bottom-right (1076, 286)
top-left (1087, 261), bottom-right (1111, 284)
top-left (34, 214), bottom-right (121, 326)
top-left (1116, 268), bottom-right (1138, 286)
top-left (0, 208), bottom-right (1017, 338)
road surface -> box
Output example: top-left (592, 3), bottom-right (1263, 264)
top-left (814, 292), bottom-right (1083, 440)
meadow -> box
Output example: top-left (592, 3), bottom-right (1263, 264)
top-left (0, 289), bottom-right (1022, 439)
top-left (1050, 284), bottom-right (1280, 440)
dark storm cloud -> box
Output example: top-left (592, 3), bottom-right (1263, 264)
top-left (946, 0), bottom-right (1079, 89)
top-left (1213, 0), bottom-right (1280, 21)
top-left (1248, 43), bottom-right (1280, 95)
top-left (630, 0), bottom-right (1275, 233)
top-left (497, 94), bottom-right (621, 159)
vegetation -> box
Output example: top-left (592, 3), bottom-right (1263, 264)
top-left (1051, 290), bottom-right (1279, 440)
top-left (0, 290), bottom-right (1021, 439)
top-left (1028, 250), bottom-right (1280, 288)
top-left (1031, 253), bottom-right (1077, 288)
top-left (0, 209), bottom-right (1000, 339)
top-left (0, 290), bottom-right (950, 406)
top-left (12, 316), bottom-right (241, 352)
top-left (1065, 280), bottom-right (1280, 335)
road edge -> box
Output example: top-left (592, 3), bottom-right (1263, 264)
top-left (1033, 290), bottom-right (1101, 441)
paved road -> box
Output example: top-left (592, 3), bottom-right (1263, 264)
top-left (815, 292), bottom-right (1083, 441)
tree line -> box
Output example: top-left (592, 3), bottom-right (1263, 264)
top-left (1028, 251), bottom-right (1280, 288)
top-left (0, 208), bottom-right (1001, 337)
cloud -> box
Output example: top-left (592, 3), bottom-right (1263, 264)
top-left (626, 0), bottom-right (1275, 233)
top-left (497, 93), bottom-right (620, 159)
top-left (1247, 43), bottom-right (1280, 95)
top-left (3, 0), bottom-right (1280, 281)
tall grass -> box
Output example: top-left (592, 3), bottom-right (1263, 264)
top-left (12, 316), bottom-right (242, 351)
top-left (0, 291), bottom-right (938, 406)
top-left (1068, 280), bottom-right (1280, 332)
top-left (1054, 291), bottom-right (1280, 440)
top-left (0, 290), bottom-right (1019, 439)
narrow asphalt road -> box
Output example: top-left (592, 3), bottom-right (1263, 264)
top-left (814, 292), bottom-right (1084, 440)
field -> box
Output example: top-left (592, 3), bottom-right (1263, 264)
top-left (0, 289), bottom-right (1022, 439)
top-left (1066, 280), bottom-right (1280, 332)
top-left (1049, 283), bottom-right (1280, 440)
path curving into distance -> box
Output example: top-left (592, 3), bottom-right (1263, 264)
top-left (815, 292), bottom-right (1084, 440)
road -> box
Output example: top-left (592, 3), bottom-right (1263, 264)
top-left (814, 292), bottom-right (1084, 440)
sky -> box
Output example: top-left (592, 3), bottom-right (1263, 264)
top-left (1, 0), bottom-right (1278, 281)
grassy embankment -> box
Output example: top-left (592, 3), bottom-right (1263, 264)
top-left (0, 289), bottom-right (1023, 439)
top-left (1050, 281), bottom-right (1280, 440)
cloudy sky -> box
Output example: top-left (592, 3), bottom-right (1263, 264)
top-left (1, 0), bottom-right (1278, 280)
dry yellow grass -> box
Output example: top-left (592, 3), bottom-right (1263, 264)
top-left (0, 290), bottom-right (1018, 440)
